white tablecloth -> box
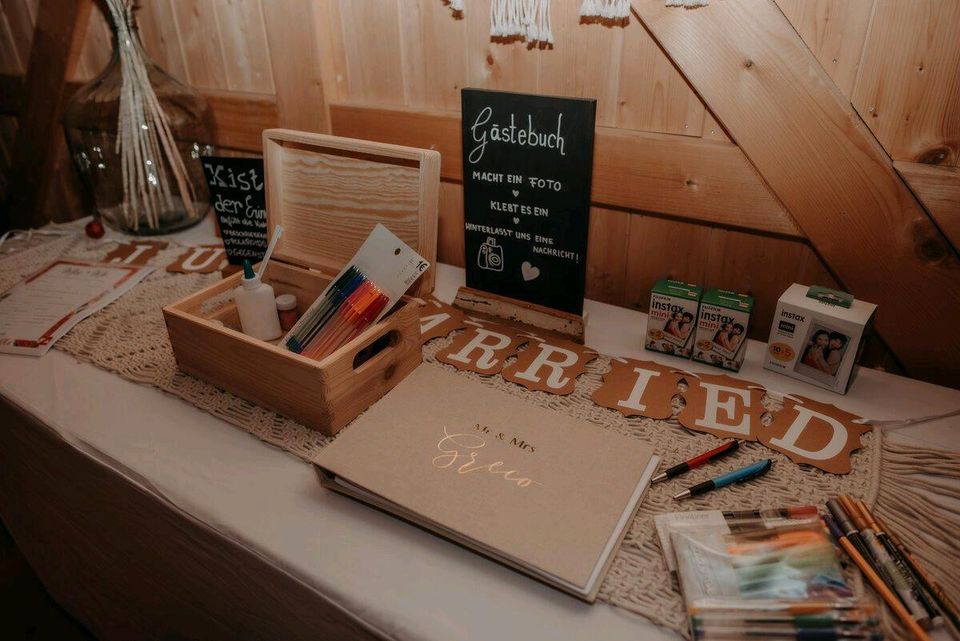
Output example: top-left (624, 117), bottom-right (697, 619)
top-left (1, 221), bottom-right (957, 641)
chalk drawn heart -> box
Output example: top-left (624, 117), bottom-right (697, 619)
top-left (512, 217), bottom-right (520, 225)
top-left (512, 189), bottom-right (519, 197)
top-left (521, 261), bottom-right (540, 281)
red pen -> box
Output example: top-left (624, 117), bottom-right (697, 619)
top-left (651, 439), bottom-right (740, 483)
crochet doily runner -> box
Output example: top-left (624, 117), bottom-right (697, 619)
top-left (3, 235), bottom-right (957, 639)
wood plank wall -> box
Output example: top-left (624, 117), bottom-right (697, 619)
top-left (2, 0), bottom-right (959, 381)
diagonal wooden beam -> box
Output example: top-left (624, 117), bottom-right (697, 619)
top-left (895, 161), bottom-right (960, 254)
top-left (631, 0), bottom-right (960, 385)
top-left (1, 0), bottom-right (92, 230)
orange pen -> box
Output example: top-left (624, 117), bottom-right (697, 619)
top-left (312, 292), bottom-right (387, 360)
top-left (827, 514), bottom-right (931, 641)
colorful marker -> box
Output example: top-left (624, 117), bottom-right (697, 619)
top-left (827, 500), bottom-right (877, 578)
top-left (303, 281), bottom-right (388, 360)
top-left (874, 513), bottom-right (960, 637)
top-left (673, 458), bottom-right (772, 500)
top-left (652, 440), bottom-right (740, 483)
top-left (823, 514), bottom-right (931, 641)
top-left (855, 500), bottom-right (940, 624)
top-left (286, 266), bottom-right (364, 353)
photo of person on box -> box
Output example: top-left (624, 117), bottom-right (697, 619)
top-left (665, 311), bottom-right (684, 338)
top-left (713, 322), bottom-right (734, 351)
top-left (660, 311), bottom-right (696, 350)
top-left (798, 328), bottom-right (849, 378)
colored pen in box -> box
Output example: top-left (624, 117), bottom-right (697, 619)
top-left (673, 458), bottom-right (772, 500)
top-left (289, 267), bottom-right (364, 350)
top-left (652, 440), bottom-right (740, 483)
top-left (286, 266), bottom-right (363, 353)
top-left (307, 281), bottom-right (382, 353)
top-left (303, 282), bottom-right (388, 359)
top-left (295, 270), bottom-right (367, 350)
top-left (311, 291), bottom-right (388, 360)
top-left (301, 282), bottom-right (377, 358)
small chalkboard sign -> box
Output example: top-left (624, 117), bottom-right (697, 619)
top-left (201, 156), bottom-right (267, 265)
top-left (461, 89), bottom-right (596, 315)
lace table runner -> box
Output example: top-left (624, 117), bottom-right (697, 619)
top-left (2, 235), bottom-right (956, 639)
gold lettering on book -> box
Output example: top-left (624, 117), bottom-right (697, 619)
top-left (432, 427), bottom-right (541, 488)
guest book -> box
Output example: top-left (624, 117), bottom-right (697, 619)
top-left (315, 365), bottom-right (659, 601)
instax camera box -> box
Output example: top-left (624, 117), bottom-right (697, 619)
top-left (645, 279), bottom-right (702, 358)
top-left (691, 289), bottom-right (754, 372)
top-left (764, 285), bottom-right (877, 394)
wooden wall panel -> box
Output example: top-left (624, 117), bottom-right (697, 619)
top-left (896, 161), bottom-right (960, 251)
top-left (585, 207), bottom-right (631, 305)
top-left (621, 214), bottom-right (841, 345)
top-left (262, 1), bottom-right (329, 132)
top-left (329, 104), bottom-right (798, 236)
top-left (852, 0), bottom-right (960, 165)
top-left (631, 0), bottom-right (960, 383)
top-left (72, 4), bottom-right (110, 82)
top-left (170, 0), bottom-right (229, 90)
top-left (338, 0), bottom-right (405, 105)
top-left (617, 17), bottom-right (703, 136)
top-left (397, 0), bottom-right (468, 112)
top-left (5, 0), bottom-right (950, 377)
top-left (136, 0), bottom-right (189, 83)
top-left (437, 181), bottom-right (466, 268)
top-left (213, 0), bottom-right (275, 94)
top-left (775, 0), bottom-right (874, 99)
top-left (313, 0), bottom-right (349, 104)
top-left (538, 5), bottom-right (623, 127)
top-left (0, 0), bottom-right (35, 75)
top-left (0, 4), bottom-right (25, 75)
top-left (465, 0), bottom-right (540, 93)
top-left (0, 115), bottom-right (18, 204)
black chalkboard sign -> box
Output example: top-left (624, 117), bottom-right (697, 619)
top-left (200, 156), bottom-right (267, 265)
top-left (461, 89), bottom-right (596, 315)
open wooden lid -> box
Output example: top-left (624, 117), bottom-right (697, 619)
top-left (262, 129), bottom-right (440, 296)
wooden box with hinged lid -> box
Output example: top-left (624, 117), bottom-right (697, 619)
top-left (163, 129), bottom-right (439, 435)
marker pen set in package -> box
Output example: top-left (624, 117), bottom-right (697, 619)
top-left (656, 507), bottom-right (881, 641)
top-left (283, 224), bottom-right (429, 361)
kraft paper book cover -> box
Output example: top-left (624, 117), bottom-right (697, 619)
top-left (315, 365), bottom-right (659, 601)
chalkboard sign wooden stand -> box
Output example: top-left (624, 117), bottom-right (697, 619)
top-left (452, 286), bottom-right (586, 343)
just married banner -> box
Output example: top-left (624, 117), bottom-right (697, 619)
top-left (418, 297), bottom-right (871, 475)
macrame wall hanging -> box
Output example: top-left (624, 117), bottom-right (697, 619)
top-left (445, 0), bottom-right (706, 43)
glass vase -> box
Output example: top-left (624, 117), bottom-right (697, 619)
top-left (64, 4), bottom-right (214, 235)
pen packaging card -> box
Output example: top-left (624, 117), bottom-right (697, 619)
top-left (282, 223), bottom-right (430, 353)
top-left (314, 365), bottom-right (659, 601)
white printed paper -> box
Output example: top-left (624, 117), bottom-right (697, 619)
top-left (0, 260), bottom-right (153, 356)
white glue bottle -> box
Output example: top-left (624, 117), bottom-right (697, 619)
top-left (235, 259), bottom-right (282, 341)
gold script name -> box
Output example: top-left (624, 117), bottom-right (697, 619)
top-left (432, 426), bottom-right (541, 488)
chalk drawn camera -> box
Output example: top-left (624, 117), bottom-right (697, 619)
top-left (477, 237), bottom-right (504, 272)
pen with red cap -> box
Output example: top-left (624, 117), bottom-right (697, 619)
top-left (652, 440), bottom-right (741, 484)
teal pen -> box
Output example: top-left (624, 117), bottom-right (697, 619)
top-left (673, 459), bottom-right (772, 500)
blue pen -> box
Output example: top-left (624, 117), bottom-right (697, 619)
top-left (673, 459), bottom-right (772, 500)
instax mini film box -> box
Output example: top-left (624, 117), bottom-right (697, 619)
top-left (645, 279), bottom-right (702, 358)
top-left (692, 289), bottom-right (754, 372)
top-left (763, 284), bottom-right (877, 394)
